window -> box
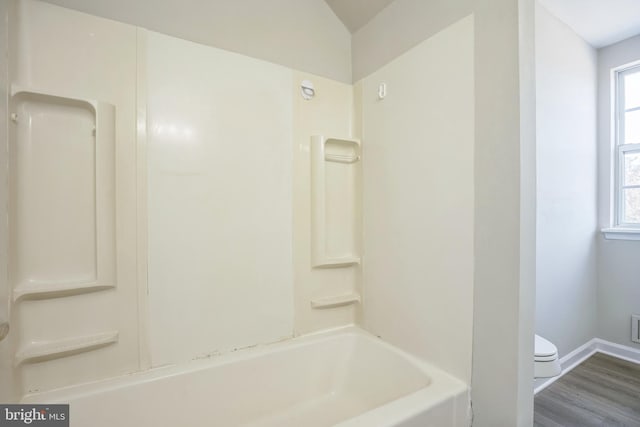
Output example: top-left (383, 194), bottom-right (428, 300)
top-left (615, 65), bottom-right (640, 228)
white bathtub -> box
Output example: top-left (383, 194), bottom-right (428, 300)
top-left (22, 327), bottom-right (469, 427)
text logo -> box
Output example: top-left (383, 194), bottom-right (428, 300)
top-left (0, 405), bottom-right (69, 426)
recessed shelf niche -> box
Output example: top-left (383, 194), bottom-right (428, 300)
top-left (310, 136), bottom-right (361, 269)
top-left (8, 86), bottom-right (117, 300)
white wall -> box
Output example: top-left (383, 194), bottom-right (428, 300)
top-left (38, 0), bottom-right (352, 83)
top-left (359, 16), bottom-right (474, 383)
top-left (472, 0), bottom-right (536, 424)
top-left (535, 4), bottom-right (598, 357)
top-left (597, 34), bottom-right (640, 349)
top-left (145, 31), bottom-right (295, 366)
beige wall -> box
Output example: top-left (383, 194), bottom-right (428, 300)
top-left (359, 15), bottom-right (475, 383)
top-left (38, 0), bottom-right (352, 83)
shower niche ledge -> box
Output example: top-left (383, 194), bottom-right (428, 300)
top-left (13, 281), bottom-right (114, 302)
top-left (310, 136), bottom-right (361, 269)
top-left (311, 293), bottom-right (361, 309)
top-left (8, 85), bottom-right (117, 302)
top-left (15, 331), bottom-right (119, 366)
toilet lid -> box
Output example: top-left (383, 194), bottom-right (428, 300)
top-left (535, 335), bottom-right (557, 357)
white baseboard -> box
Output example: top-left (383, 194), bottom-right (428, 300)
top-left (592, 338), bottom-right (640, 365)
top-left (533, 338), bottom-right (640, 395)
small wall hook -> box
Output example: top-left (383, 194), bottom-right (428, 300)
top-left (378, 83), bottom-right (387, 100)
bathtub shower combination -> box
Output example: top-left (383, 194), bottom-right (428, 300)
top-left (0, 1), bottom-right (474, 425)
top-left (23, 328), bottom-right (468, 427)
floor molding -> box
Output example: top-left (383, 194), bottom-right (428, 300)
top-left (593, 338), bottom-right (640, 365)
top-left (534, 338), bottom-right (640, 395)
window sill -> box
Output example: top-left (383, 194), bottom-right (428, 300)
top-left (601, 228), bottom-right (640, 241)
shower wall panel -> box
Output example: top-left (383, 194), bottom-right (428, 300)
top-left (292, 72), bottom-right (361, 334)
top-left (145, 31), bottom-right (294, 367)
top-left (8, 0), bottom-right (139, 397)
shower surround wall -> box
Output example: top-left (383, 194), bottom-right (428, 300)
top-left (145, 32), bottom-right (362, 365)
top-left (5, 0), bottom-right (139, 398)
top-left (145, 31), bottom-right (295, 366)
top-left (2, 0), bottom-right (362, 393)
top-left (292, 73), bottom-right (361, 335)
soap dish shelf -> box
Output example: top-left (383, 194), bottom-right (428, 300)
top-left (311, 293), bottom-right (361, 309)
top-left (15, 331), bottom-right (119, 366)
top-left (13, 281), bottom-right (114, 302)
top-left (325, 153), bottom-right (360, 164)
top-left (312, 256), bottom-right (361, 269)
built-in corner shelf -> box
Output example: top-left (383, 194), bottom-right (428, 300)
top-left (15, 331), bottom-right (119, 366)
top-left (13, 281), bottom-right (114, 302)
top-left (325, 153), bottom-right (361, 164)
top-left (311, 293), bottom-right (361, 309)
top-left (310, 135), bottom-right (361, 269)
top-left (313, 256), bottom-right (361, 269)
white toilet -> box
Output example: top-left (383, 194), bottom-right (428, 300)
top-left (534, 334), bottom-right (561, 378)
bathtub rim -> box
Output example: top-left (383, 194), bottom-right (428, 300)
top-left (21, 325), bottom-right (469, 425)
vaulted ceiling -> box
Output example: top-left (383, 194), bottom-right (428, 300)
top-left (327, 0), bottom-right (640, 46)
top-left (324, 0), bottom-right (396, 33)
top-left (537, 0), bottom-right (640, 48)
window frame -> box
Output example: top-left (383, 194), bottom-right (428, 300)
top-left (614, 64), bottom-right (640, 229)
